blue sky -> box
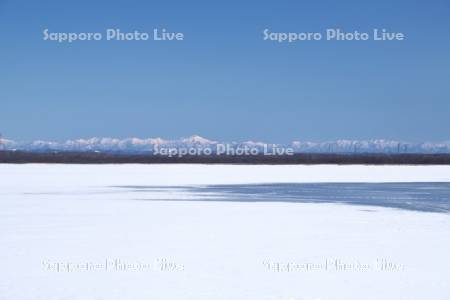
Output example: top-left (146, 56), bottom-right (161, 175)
top-left (0, 0), bottom-right (449, 143)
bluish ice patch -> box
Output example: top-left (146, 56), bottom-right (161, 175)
top-left (114, 183), bottom-right (450, 213)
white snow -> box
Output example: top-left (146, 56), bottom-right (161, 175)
top-left (1, 164), bottom-right (450, 300)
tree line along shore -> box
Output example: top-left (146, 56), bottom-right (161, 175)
top-left (1, 151), bottom-right (450, 165)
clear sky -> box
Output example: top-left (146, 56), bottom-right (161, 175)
top-left (1, 0), bottom-right (449, 143)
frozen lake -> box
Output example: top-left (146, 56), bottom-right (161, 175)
top-left (1, 164), bottom-right (450, 300)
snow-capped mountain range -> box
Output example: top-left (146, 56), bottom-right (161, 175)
top-left (0, 135), bottom-right (450, 153)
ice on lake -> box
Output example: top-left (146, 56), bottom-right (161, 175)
top-left (117, 182), bottom-right (450, 213)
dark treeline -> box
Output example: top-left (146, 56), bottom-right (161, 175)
top-left (1, 151), bottom-right (450, 164)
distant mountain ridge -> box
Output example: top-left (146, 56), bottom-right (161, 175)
top-left (1, 135), bottom-right (450, 154)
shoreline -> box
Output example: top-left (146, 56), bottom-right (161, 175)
top-left (1, 151), bottom-right (450, 165)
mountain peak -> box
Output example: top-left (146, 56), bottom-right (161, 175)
top-left (182, 135), bottom-right (216, 144)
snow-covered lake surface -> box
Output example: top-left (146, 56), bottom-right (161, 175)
top-left (1, 164), bottom-right (450, 300)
